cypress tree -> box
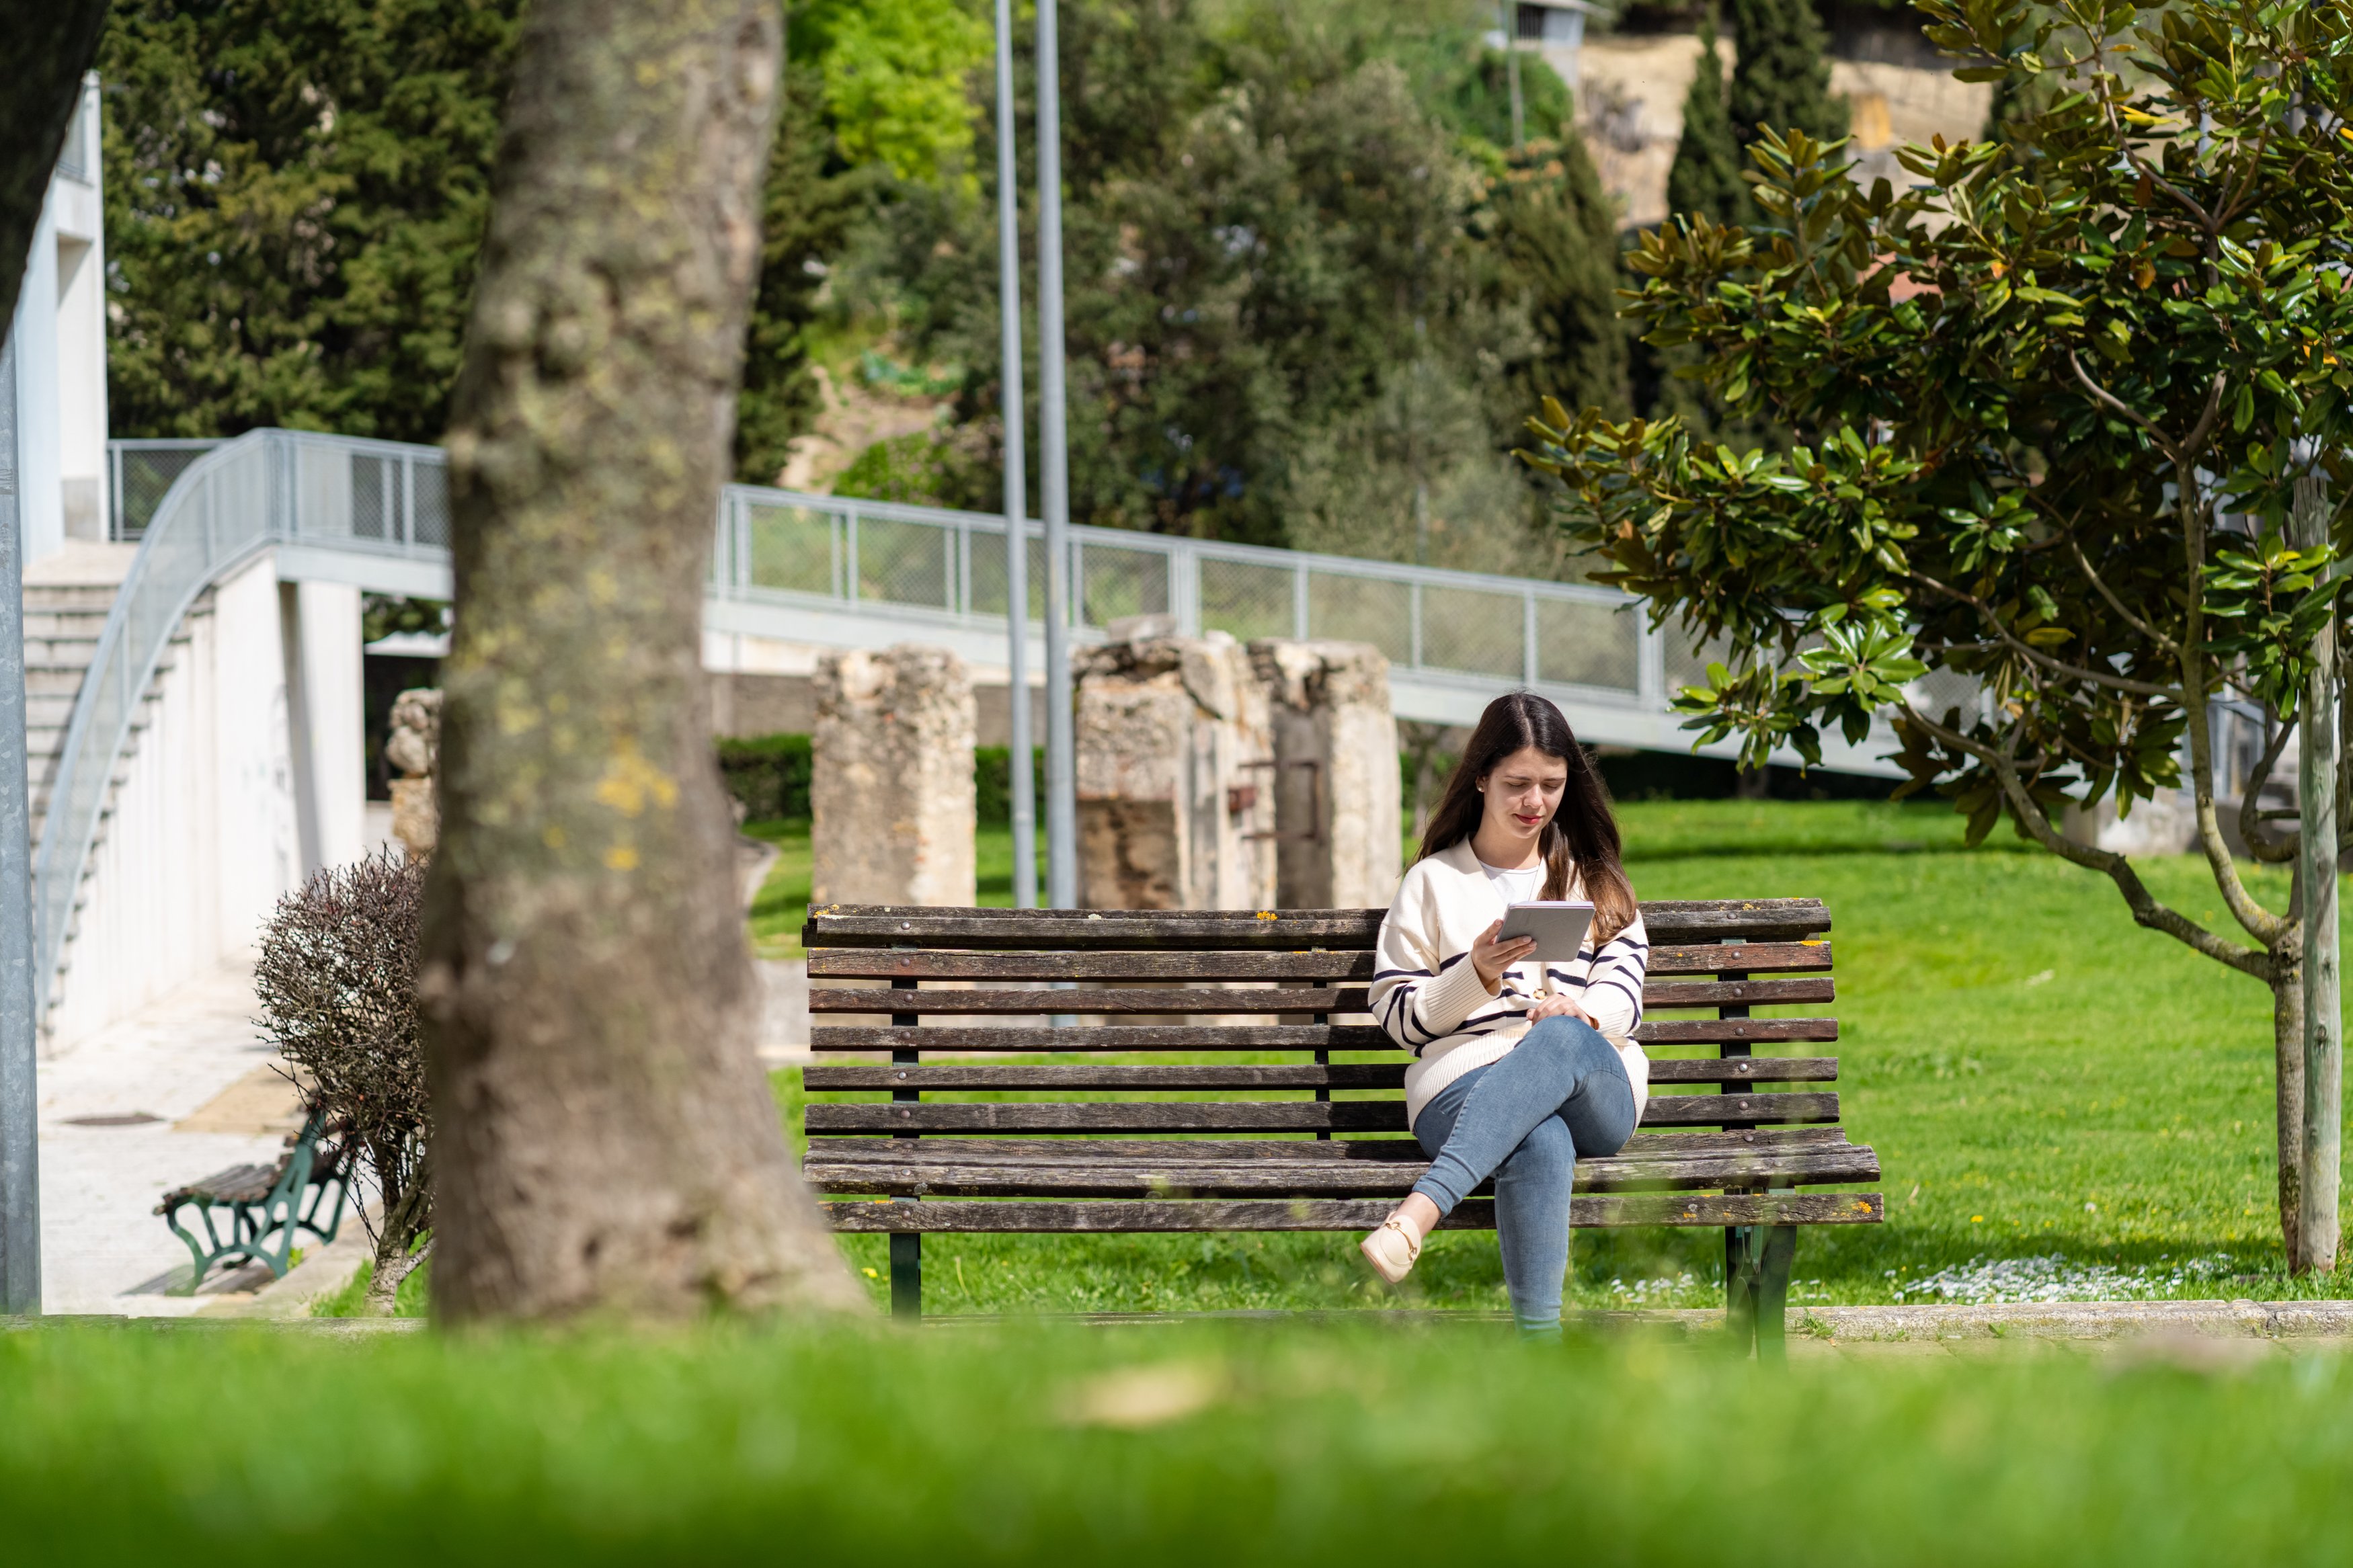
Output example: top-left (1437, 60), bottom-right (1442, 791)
top-left (1726, 0), bottom-right (1848, 150)
top-left (1665, 13), bottom-right (1749, 229)
top-left (1493, 132), bottom-right (1630, 417)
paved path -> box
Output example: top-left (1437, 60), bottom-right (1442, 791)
top-left (37, 956), bottom-right (297, 1316)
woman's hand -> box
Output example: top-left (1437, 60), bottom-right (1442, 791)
top-left (1469, 919), bottom-right (1536, 994)
top-left (1525, 993), bottom-right (1597, 1026)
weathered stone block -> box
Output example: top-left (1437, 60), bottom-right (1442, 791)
top-left (1250, 641), bottom-right (1402, 907)
top-left (811, 645), bottom-right (977, 907)
top-left (1075, 632), bottom-right (1274, 910)
top-left (387, 688), bottom-right (442, 860)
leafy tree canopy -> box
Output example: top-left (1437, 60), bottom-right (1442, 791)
top-left (1525, 0), bottom-right (2353, 1255)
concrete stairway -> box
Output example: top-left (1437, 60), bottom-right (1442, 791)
top-left (22, 542), bottom-right (206, 1014)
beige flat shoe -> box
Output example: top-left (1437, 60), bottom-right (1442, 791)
top-left (1358, 1214), bottom-right (1422, 1284)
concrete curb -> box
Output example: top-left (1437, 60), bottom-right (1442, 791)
top-left (194, 1217), bottom-right (378, 1321)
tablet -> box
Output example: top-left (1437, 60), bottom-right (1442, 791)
top-left (1497, 901), bottom-right (1595, 963)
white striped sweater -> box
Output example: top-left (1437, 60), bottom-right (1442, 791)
top-left (1369, 837), bottom-right (1650, 1128)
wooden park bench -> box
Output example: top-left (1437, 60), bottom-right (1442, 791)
top-left (799, 899), bottom-right (1880, 1358)
top-left (157, 1111), bottom-right (352, 1295)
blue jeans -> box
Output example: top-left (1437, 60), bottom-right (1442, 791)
top-left (1410, 1016), bottom-right (1638, 1337)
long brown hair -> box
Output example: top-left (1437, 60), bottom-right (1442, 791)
top-left (1416, 692), bottom-right (1638, 943)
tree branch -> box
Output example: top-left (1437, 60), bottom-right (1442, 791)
top-left (1898, 701), bottom-right (2273, 978)
top-left (2237, 708), bottom-right (2301, 864)
top-left (2061, 528), bottom-right (2182, 655)
top-left (1906, 571), bottom-right (2179, 698)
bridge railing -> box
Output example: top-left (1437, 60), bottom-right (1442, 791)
top-left (711, 485), bottom-right (1669, 706)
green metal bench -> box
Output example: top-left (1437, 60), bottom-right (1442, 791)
top-left (157, 1112), bottom-right (352, 1294)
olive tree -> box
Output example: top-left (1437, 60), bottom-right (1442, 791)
top-left (1525, 0), bottom-right (2353, 1269)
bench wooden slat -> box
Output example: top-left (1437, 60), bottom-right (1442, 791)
top-left (803, 899), bottom-right (1831, 950)
top-left (804, 1143), bottom-right (1879, 1198)
top-left (807, 1018), bottom-right (1836, 1049)
top-left (803, 1091), bottom-right (1838, 1136)
top-left (1647, 942), bottom-right (1831, 975)
top-left (809, 985), bottom-right (1370, 1016)
top-left (803, 972), bottom-right (1830, 1009)
top-left (822, 1191), bottom-right (1886, 1233)
top-left (799, 1057), bottom-right (1838, 1092)
top-left (809, 1024), bottom-right (1396, 1053)
top-left (808, 950), bottom-right (1378, 981)
top-left (809, 942), bottom-right (1834, 981)
top-left (807, 1126), bottom-right (1854, 1165)
top-left (807, 985), bottom-right (1840, 1025)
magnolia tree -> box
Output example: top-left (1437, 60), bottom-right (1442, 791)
top-left (1525, 0), bottom-right (2353, 1270)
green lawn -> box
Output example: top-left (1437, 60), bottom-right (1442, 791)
top-left (11, 1319), bottom-right (2353, 1564)
top-left (745, 818), bottom-right (1041, 958)
top-left (786, 798), bottom-right (2351, 1315)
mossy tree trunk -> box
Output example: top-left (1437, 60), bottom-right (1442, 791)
top-left (423, 0), bottom-right (866, 1322)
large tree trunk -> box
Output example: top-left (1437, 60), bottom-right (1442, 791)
top-left (0, 1), bottom-right (108, 330)
top-left (422, 0), bottom-right (865, 1321)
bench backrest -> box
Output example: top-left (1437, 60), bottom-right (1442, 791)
top-left (800, 900), bottom-right (1837, 1142)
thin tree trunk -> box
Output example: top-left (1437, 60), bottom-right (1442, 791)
top-left (2275, 956), bottom-right (2307, 1272)
top-left (423, 0), bottom-right (866, 1321)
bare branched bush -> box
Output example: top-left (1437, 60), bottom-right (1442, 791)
top-left (255, 849), bottom-right (432, 1313)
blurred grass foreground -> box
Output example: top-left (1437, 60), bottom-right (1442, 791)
top-left (6, 1319), bottom-right (2352, 1564)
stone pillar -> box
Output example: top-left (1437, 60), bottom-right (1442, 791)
top-left (1074, 632), bottom-right (1274, 910)
top-left (810, 645), bottom-right (976, 907)
top-left (1250, 641), bottom-right (1402, 908)
top-left (385, 688), bottom-right (442, 861)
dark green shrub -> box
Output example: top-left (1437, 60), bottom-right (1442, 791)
top-left (717, 733), bottom-right (813, 821)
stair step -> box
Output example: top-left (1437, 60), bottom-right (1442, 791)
top-left (22, 584), bottom-right (123, 612)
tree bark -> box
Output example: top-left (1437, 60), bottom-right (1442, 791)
top-left (2274, 953), bottom-right (2307, 1272)
top-left (0, 1), bottom-right (108, 332)
top-left (423, 0), bottom-right (866, 1321)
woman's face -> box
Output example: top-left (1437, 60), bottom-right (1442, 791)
top-left (1480, 746), bottom-right (1570, 842)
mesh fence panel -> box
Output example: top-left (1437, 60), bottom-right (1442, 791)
top-left (352, 454), bottom-right (393, 540)
top-left (856, 516), bottom-right (955, 609)
top-left (1536, 598), bottom-right (1639, 692)
top-left (114, 449), bottom-right (212, 540)
top-left (1663, 629), bottom-right (1732, 694)
top-left (1420, 584), bottom-right (1525, 677)
top-left (746, 504), bottom-right (834, 595)
top-left (967, 534), bottom-right (1048, 622)
top-left (411, 462), bottom-right (451, 548)
top-left (1199, 556), bottom-right (1294, 642)
top-left (1080, 545), bottom-right (1170, 628)
top-left (1306, 572), bottom-right (1413, 665)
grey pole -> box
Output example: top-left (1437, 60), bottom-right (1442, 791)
top-left (0, 329), bottom-right (42, 1315)
top-left (1035, 0), bottom-right (1078, 909)
top-left (994, 0), bottom-right (1037, 910)
top-left (2295, 468), bottom-right (2342, 1273)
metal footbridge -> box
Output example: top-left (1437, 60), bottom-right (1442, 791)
top-left (42, 430), bottom-right (1900, 1001)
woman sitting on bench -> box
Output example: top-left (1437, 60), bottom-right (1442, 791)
top-left (1360, 691), bottom-right (1650, 1338)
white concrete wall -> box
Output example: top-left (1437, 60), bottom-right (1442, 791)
top-left (11, 73), bottom-right (107, 567)
top-left (10, 199), bottom-right (63, 567)
top-left (45, 556), bottom-right (304, 1050)
top-left (281, 579), bottom-right (366, 873)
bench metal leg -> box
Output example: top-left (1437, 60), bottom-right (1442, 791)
top-left (890, 1231), bottom-right (922, 1320)
top-left (1753, 1224), bottom-right (1797, 1366)
top-left (1724, 1223), bottom-right (1759, 1354)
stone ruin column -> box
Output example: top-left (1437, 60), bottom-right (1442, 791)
top-left (1074, 630), bottom-right (1275, 910)
top-left (810, 645), bottom-right (977, 907)
top-left (1249, 641), bottom-right (1402, 907)
top-left (385, 688), bottom-right (442, 861)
